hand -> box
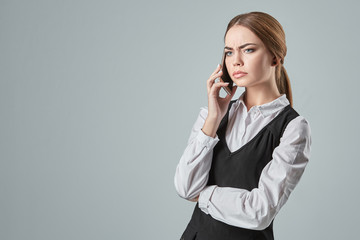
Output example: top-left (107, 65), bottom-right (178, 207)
top-left (206, 64), bottom-right (237, 122)
top-left (189, 196), bottom-right (199, 202)
top-left (202, 64), bottom-right (237, 138)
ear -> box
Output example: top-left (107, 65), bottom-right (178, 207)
top-left (271, 56), bottom-right (279, 67)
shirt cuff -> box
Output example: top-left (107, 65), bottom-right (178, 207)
top-left (198, 129), bottom-right (219, 148)
top-left (198, 185), bottom-right (217, 214)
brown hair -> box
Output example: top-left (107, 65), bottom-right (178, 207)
top-left (224, 12), bottom-right (293, 107)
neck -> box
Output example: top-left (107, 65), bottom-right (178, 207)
top-left (243, 81), bottom-right (281, 112)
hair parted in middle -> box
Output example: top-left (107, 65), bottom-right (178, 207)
top-left (223, 12), bottom-right (293, 106)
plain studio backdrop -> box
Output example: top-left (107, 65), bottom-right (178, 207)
top-left (1, 0), bottom-right (359, 239)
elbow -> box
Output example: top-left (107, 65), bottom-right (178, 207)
top-left (239, 195), bottom-right (276, 230)
top-left (174, 167), bottom-right (207, 200)
top-left (249, 208), bottom-right (276, 230)
top-left (174, 182), bottom-right (189, 199)
top-left (177, 191), bottom-right (196, 201)
top-left (174, 176), bottom-right (198, 200)
top-left (175, 186), bottom-right (197, 201)
top-left (251, 217), bottom-right (273, 230)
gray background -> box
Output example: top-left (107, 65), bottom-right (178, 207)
top-left (1, 0), bottom-right (359, 239)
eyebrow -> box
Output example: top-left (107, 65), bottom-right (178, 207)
top-left (224, 43), bottom-right (257, 50)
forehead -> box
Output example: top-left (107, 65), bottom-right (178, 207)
top-left (225, 25), bottom-right (262, 46)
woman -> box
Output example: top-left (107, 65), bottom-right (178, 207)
top-left (174, 12), bottom-right (312, 240)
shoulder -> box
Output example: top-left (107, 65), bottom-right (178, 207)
top-left (287, 115), bottom-right (311, 135)
top-left (281, 115), bottom-right (312, 147)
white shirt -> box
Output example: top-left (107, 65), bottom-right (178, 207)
top-left (174, 92), bottom-right (312, 230)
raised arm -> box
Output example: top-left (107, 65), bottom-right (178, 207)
top-left (174, 107), bottom-right (219, 200)
top-left (174, 64), bottom-right (237, 200)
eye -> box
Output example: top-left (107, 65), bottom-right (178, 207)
top-left (244, 48), bottom-right (255, 53)
top-left (225, 51), bottom-right (233, 56)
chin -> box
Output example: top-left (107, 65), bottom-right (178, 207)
top-left (233, 80), bottom-right (246, 87)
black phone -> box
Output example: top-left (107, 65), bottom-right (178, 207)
top-left (220, 52), bottom-right (234, 95)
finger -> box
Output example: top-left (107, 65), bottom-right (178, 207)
top-left (207, 70), bottom-right (223, 93)
top-left (210, 64), bottom-right (222, 76)
top-left (188, 196), bottom-right (199, 202)
top-left (210, 82), bottom-right (229, 96)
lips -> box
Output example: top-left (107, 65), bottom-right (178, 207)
top-left (233, 71), bottom-right (248, 78)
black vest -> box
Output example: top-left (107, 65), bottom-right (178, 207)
top-left (181, 100), bottom-right (299, 240)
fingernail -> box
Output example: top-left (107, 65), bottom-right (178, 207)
top-left (217, 64), bottom-right (220, 68)
top-left (218, 70), bottom-right (222, 74)
top-left (224, 82), bottom-right (229, 85)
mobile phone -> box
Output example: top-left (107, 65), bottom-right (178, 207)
top-left (219, 52), bottom-right (234, 95)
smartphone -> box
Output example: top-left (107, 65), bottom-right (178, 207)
top-left (219, 52), bottom-right (234, 95)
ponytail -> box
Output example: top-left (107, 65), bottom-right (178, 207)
top-left (276, 64), bottom-right (293, 107)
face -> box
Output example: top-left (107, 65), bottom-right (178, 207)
top-left (224, 25), bottom-right (276, 88)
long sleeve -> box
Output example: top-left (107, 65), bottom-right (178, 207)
top-left (197, 116), bottom-right (312, 230)
top-left (174, 107), bottom-right (219, 200)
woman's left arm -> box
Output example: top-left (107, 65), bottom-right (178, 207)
top-left (198, 116), bottom-right (312, 230)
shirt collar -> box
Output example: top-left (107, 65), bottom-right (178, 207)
top-left (232, 92), bottom-right (290, 118)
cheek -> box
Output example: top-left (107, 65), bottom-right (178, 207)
top-left (251, 55), bottom-right (271, 73)
top-left (225, 59), bottom-right (232, 71)
top-left (225, 57), bottom-right (229, 66)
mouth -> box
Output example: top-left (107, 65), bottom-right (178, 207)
top-left (233, 71), bottom-right (248, 79)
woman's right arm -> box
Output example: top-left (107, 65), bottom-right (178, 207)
top-left (174, 107), bottom-right (220, 200)
top-left (174, 64), bottom-right (237, 201)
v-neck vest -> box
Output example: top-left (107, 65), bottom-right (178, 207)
top-left (181, 100), bottom-right (299, 240)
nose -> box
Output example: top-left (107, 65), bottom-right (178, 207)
top-left (233, 51), bottom-right (244, 66)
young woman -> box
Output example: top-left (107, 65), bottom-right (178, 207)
top-left (174, 12), bottom-right (312, 240)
